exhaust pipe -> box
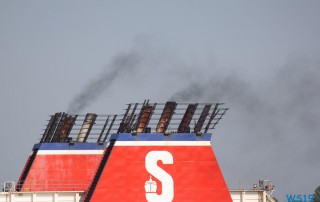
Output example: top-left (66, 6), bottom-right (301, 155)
top-left (77, 113), bottom-right (97, 142)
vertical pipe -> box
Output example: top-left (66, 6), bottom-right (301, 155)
top-left (194, 105), bottom-right (211, 133)
top-left (177, 104), bottom-right (198, 133)
top-left (59, 115), bottom-right (77, 142)
top-left (77, 113), bottom-right (97, 142)
top-left (136, 105), bottom-right (154, 133)
top-left (156, 102), bottom-right (177, 133)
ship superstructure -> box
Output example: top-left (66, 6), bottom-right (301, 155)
top-left (0, 101), bottom-right (277, 202)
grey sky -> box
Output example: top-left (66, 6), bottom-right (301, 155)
top-left (1, 1), bottom-right (320, 201)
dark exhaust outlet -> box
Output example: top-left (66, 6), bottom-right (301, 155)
top-left (60, 115), bottom-right (77, 142)
top-left (156, 102), bottom-right (177, 133)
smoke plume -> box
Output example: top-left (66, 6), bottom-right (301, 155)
top-left (169, 59), bottom-right (320, 199)
top-left (67, 51), bottom-right (143, 114)
top-left (66, 45), bottom-right (319, 200)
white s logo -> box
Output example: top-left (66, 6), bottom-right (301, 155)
top-left (145, 151), bottom-right (174, 202)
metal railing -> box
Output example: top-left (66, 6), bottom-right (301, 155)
top-left (39, 101), bottom-right (228, 143)
top-left (227, 179), bottom-right (274, 193)
top-left (227, 179), bottom-right (258, 190)
top-left (13, 180), bottom-right (91, 192)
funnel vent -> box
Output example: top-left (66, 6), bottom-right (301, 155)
top-left (77, 113), bottom-right (97, 142)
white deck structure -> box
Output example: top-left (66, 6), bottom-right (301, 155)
top-left (0, 190), bottom-right (275, 202)
top-left (230, 190), bottom-right (276, 202)
top-left (0, 191), bottom-right (83, 202)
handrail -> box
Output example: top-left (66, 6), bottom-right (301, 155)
top-left (227, 179), bottom-right (274, 193)
top-left (13, 180), bottom-right (91, 192)
top-left (39, 102), bottom-right (228, 143)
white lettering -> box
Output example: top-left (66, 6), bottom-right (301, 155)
top-left (145, 151), bottom-right (174, 202)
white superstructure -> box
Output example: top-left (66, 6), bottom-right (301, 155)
top-left (0, 190), bottom-right (276, 202)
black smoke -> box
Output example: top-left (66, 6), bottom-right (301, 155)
top-left (67, 45), bottom-right (320, 200)
top-left (67, 51), bottom-right (143, 114)
top-left (170, 58), bottom-right (320, 199)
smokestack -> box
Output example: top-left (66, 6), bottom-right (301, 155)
top-left (135, 105), bottom-right (154, 133)
top-left (178, 104), bottom-right (198, 133)
top-left (77, 113), bottom-right (97, 142)
top-left (156, 102), bottom-right (177, 133)
top-left (194, 105), bottom-right (211, 133)
top-left (59, 115), bottom-right (77, 142)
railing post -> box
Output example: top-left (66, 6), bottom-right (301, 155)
top-left (10, 192), bottom-right (14, 202)
top-left (75, 192), bottom-right (80, 202)
top-left (53, 192), bottom-right (58, 202)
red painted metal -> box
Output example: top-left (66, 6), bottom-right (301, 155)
top-left (90, 145), bottom-right (232, 202)
top-left (20, 154), bottom-right (103, 191)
